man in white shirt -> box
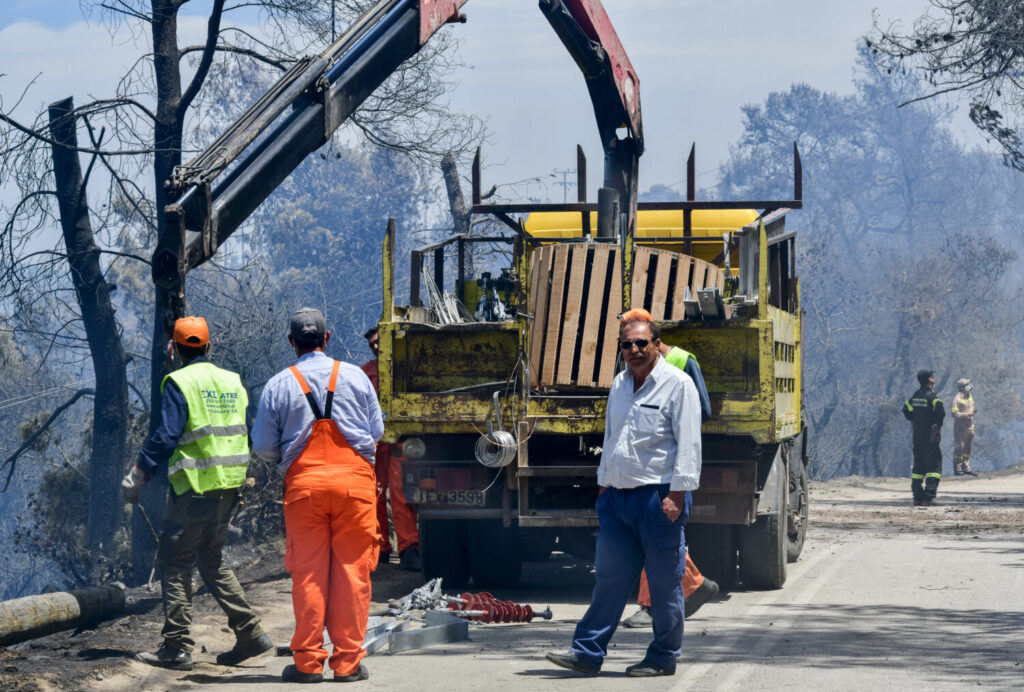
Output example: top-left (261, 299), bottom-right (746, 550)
top-left (546, 310), bottom-right (701, 678)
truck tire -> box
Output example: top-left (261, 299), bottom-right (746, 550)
top-left (468, 519), bottom-right (522, 588)
top-left (557, 527), bottom-right (596, 562)
top-left (787, 460), bottom-right (809, 563)
top-left (685, 523), bottom-right (737, 593)
top-left (519, 527), bottom-right (555, 562)
top-left (419, 518), bottom-right (470, 590)
top-left (738, 462), bottom-right (787, 589)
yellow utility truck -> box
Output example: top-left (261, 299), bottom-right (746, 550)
top-left (155, 0), bottom-right (807, 591)
top-left (378, 148), bottom-right (809, 590)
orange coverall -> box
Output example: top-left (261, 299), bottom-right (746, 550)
top-left (361, 358), bottom-right (418, 557)
top-left (636, 553), bottom-right (704, 607)
top-left (283, 362), bottom-right (378, 677)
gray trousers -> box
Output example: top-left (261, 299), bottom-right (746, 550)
top-left (158, 487), bottom-right (265, 653)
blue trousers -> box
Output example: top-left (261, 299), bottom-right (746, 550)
top-left (570, 484), bottom-right (689, 671)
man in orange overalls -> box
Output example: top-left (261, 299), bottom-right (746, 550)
top-left (252, 308), bottom-right (383, 683)
top-left (360, 326), bottom-right (420, 571)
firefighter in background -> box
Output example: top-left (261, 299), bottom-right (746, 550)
top-left (902, 369), bottom-right (945, 506)
top-left (252, 308), bottom-right (382, 683)
top-left (361, 326), bottom-right (421, 571)
top-left (952, 378), bottom-right (977, 476)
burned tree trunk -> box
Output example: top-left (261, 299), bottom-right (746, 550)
top-left (0, 585), bottom-right (126, 646)
top-left (47, 98), bottom-right (130, 561)
top-left (441, 153), bottom-right (475, 281)
top-left (441, 153), bottom-right (470, 237)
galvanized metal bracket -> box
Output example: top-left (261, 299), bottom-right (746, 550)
top-left (381, 611), bottom-right (469, 654)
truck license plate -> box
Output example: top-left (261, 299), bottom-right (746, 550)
top-left (410, 488), bottom-right (485, 506)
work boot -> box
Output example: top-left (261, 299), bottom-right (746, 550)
top-left (685, 577), bottom-right (720, 618)
top-left (282, 664), bottom-right (323, 683)
top-left (545, 651), bottom-right (600, 676)
top-left (622, 606), bottom-right (653, 628)
top-left (216, 632), bottom-right (273, 666)
top-left (136, 644), bottom-right (193, 671)
top-left (625, 659), bottom-right (675, 677)
top-left (399, 548), bottom-right (421, 572)
top-left (334, 663), bottom-right (370, 682)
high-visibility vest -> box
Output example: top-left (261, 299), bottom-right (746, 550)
top-left (664, 346), bottom-right (699, 371)
top-left (163, 362), bottom-right (250, 496)
top-left (953, 395), bottom-right (974, 415)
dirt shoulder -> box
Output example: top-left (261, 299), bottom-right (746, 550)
top-left (3, 464), bottom-right (1023, 690)
top-left (811, 462), bottom-right (1024, 536)
top-left (0, 546), bottom-right (424, 691)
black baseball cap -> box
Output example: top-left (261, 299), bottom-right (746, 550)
top-left (290, 307), bottom-right (326, 343)
top-left (363, 325), bottom-right (379, 340)
top-left (917, 369), bottom-right (934, 385)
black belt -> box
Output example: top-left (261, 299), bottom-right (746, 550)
top-left (608, 483), bottom-right (669, 492)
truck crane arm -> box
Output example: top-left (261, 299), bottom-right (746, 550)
top-left (538, 0), bottom-right (642, 241)
top-left (156, 0), bottom-right (642, 307)
top-left (154, 0), bottom-right (467, 294)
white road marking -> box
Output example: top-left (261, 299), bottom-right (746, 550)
top-left (675, 540), bottom-right (865, 690)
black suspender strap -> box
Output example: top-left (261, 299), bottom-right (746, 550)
top-left (323, 360), bottom-right (341, 419)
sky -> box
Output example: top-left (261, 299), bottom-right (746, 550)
top-left (0, 0), bottom-right (986, 202)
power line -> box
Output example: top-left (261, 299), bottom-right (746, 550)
top-left (552, 168), bottom-right (576, 203)
top-left (0, 364), bottom-right (146, 413)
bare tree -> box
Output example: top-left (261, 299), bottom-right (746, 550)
top-left (718, 52), bottom-right (1024, 479)
top-left (1, 0), bottom-right (481, 584)
top-left (870, 0), bottom-right (1024, 169)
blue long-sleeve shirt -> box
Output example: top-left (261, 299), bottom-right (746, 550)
top-left (251, 351), bottom-right (384, 473)
top-left (136, 357), bottom-right (206, 478)
top-left (664, 346), bottom-right (712, 422)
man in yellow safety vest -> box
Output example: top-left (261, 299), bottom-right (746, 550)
top-left (121, 316), bottom-right (271, 670)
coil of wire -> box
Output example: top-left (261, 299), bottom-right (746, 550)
top-left (474, 430), bottom-right (516, 468)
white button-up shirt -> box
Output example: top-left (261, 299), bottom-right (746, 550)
top-left (598, 355), bottom-right (702, 491)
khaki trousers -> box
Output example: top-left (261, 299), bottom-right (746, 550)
top-left (158, 487), bottom-right (264, 653)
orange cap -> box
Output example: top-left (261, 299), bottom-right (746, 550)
top-left (173, 316), bottom-right (209, 347)
top-left (620, 308), bottom-right (653, 323)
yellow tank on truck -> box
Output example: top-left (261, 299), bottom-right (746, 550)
top-left (524, 209), bottom-right (759, 239)
top-left (524, 209), bottom-right (759, 265)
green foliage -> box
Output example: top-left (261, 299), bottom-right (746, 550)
top-left (719, 48), bottom-right (1024, 478)
top-left (232, 457), bottom-right (286, 543)
top-left (17, 410), bottom-right (54, 453)
top-left (11, 421), bottom-right (136, 588)
top-left (17, 461), bottom-right (93, 584)
top-left (871, 0), bottom-right (1024, 170)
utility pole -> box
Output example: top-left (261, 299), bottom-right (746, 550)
top-left (552, 167), bottom-right (576, 203)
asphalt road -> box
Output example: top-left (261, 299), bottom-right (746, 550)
top-left (359, 529), bottom-right (1024, 691)
top-left (55, 470), bottom-right (1024, 691)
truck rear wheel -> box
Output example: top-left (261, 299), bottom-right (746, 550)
top-left (686, 523), bottom-right (737, 593)
top-left (787, 460), bottom-right (809, 563)
top-left (419, 518), bottom-right (470, 590)
top-left (519, 527), bottom-right (555, 562)
top-left (738, 458), bottom-right (787, 589)
top-left (468, 519), bottom-right (523, 587)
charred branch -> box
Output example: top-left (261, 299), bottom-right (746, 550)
top-left (1, 388), bottom-right (95, 492)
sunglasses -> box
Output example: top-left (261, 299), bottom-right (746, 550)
top-left (619, 339), bottom-right (651, 351)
